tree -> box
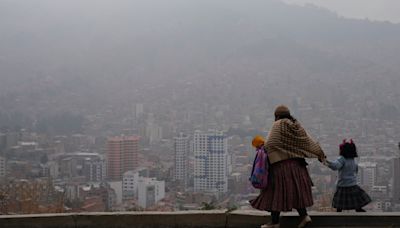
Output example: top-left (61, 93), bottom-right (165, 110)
top-left (200, 202), bottom-right (216, 210)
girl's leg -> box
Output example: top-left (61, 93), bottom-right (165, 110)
top-left (271, 211), bottom-right (281, 224)
top-left (336, 208), bottom-right (342, 212)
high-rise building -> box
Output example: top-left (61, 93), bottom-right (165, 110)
top-left (138, 177), bottom-right (165, 209)
top-left (107, 136), bottom-right (139, 181)
top-left (84, 156), bottom-right (106, 182)
top-left (58, 152), bottom-right (102, 180)
top-left (174, 133), bottom-right (189, 188)
top-left (0, 133), bottom-right (6, 151)
top-left (358, 162), bottom-right (377, 189)
top-left (393, 157), bottom-right (400, 200)
top-left (393, 143), bottom-right (400, 201)
top-left (194, 130), bottom-right (228, 193)
top-left (122, 170), bottom-right (139, 200)
top-left (0, 156), bottom-right (6, 179)
top-left (144, 113), bottom-right (163, 144)
top-left (40, 161), bottom-right (59, 179)
top-left (135, 103), bottom-right (144, 119)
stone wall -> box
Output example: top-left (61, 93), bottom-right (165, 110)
top-left (1, 210), bottom-right (400, 228)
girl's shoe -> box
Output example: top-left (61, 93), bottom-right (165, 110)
top-left (261, 223), bottom-right (280, 228)
top-left (298, 215), bottom-right (312, 228)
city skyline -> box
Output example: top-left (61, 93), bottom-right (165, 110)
top-left (0, 0), bottom-right (400, 214)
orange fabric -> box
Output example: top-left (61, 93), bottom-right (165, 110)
top-left (252, 135), bottom-right (265, 148)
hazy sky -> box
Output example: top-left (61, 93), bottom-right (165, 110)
top-left (282, 0), bottom-right (400, 23)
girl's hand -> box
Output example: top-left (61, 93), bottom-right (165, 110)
top-left (318, 156), bottom-right (329, 166)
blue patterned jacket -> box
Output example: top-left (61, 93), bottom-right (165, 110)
top-left (327, 156), bottom-right (358, 187)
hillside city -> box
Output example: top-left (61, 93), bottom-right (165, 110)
top-left (1, 0), bottom-right (400, 216)
top-left (0, 97), bottom-right (399, 214)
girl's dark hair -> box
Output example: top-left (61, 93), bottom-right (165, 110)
top-left (275, 113), bottom-right (296, 122)
top-left (339, 139), bottom-right (358, 158)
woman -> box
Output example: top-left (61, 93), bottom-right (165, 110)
top-left (251, 105), bottom-right (326, 228)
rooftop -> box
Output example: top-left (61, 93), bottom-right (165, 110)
top-left (1, 210), bottom-right (400, 228)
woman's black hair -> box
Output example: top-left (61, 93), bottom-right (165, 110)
top-left (275, 113), bottom-right (296, 122)
top-left (339, 140), bottom-right (358, 158)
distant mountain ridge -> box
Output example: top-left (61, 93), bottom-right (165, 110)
top-left (0, 0), bottom-right (399, 127)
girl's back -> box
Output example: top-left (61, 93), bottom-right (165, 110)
top-left (325, 139), bottom-right (371, 212)
top-left (328, 156), bottom-right (358, 187)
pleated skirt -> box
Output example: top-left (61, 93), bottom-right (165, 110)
top-left (250, 159), bottom-right (314, 212)
top-left (332, 185), bottom-right (372, 210)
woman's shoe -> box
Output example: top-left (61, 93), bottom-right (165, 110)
top-left (261, 223), bottom-right (280, 228)
top-left (298, 215), bottom-right (312, 228)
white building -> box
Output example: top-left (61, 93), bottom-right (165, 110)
top-left (40, 161), bottom-right (59, 179)
top-left (65, 183), bottom-right (80, 201)
top-left (174, 133), bottom-right (190, 187)
top-left (135, 103), bottom-right (144, 119)
top-left (108, 181), bottom-right (123, 205)
top-left (84, 156), bottom-right (106, 182)
top-left (358, 162), bottom-right (377, 189)
top-left (138, 177), bottom-right (165, 209)
top-left (123, 170), bottom-right (140, 200)
top-left (194, 130), bottom-right (228, 193)
top-left (145, 114), bottom-right (163, 144)
top-left (58, 152), bottom-right (104, 180)
top-left (0, 156), bottom-right (6, 179)
top-left (371, 185), bottom-right (388, 199)
top-left (393, 157), bottom-right (400, 201)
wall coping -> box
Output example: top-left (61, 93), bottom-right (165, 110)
top-left (3, 210), bottom-right (400, 217)
top-left (1, 210), bottom-right (400, 228)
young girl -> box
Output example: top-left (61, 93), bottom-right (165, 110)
top-left (325, 139), bottom-right (371, 212)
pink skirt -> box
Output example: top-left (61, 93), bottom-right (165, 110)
top-left (250, 159), bottom-right (314, 212)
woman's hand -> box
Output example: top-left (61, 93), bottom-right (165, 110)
top-left (318, 155), bottom-right (327, 163)
top-left (318, 156), bottom-right (329, 166)
top-left (322, 160), bottom-right (329, 166)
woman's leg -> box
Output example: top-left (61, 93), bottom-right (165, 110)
top-left (337, 208), bottom-right (342, 212)
top-left (297, 208), bottom-right (312, 228)
top-left (271, 211), bottom-right (281, 224)
top-left (296, 208), bottom-right (308, 217)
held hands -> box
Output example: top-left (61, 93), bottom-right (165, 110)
top-left (317, 145), bottom-right (329, 166)
top-left (318, 155), bottom-right (328, 166)
top-left (317, 144), bottom-right (327, 164)
top-left (322, 159), bottom-right (329, 166)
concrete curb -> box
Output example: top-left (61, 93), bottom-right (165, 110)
top-left (1, 211), bottom-right (400, 228)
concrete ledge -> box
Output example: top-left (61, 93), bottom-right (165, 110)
top-left (1, 211), bottom-right (400, 228)
top-left (76, 211), bottom-right (227, 228)
top-left (0, 213), bottom-right (76, 228)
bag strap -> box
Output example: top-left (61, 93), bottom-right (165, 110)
top-left (250, 151), bottom-right (259, 179)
